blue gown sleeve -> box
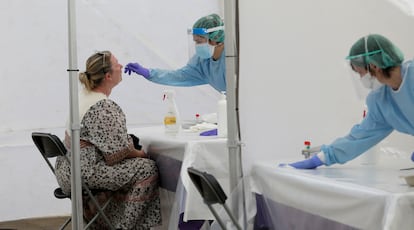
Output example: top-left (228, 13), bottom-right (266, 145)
top-left (146, 52), bottom-right (226, 92)
top-left (321, 93), bottom-right (393, 166)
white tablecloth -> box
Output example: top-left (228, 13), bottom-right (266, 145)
top-left (251, 161), bottom-right (414, 230)
top-left (129, 126), bottom-right (229, 222)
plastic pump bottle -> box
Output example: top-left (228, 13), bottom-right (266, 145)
top-left (217, 91), bottom-right (227, 137)
top-left (163, 90), bottom-right (180, 134)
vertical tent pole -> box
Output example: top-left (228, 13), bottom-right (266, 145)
top-left (224, 0), bottom-right (246, 228)
top-left (67, 0), bottom-right (83, 229)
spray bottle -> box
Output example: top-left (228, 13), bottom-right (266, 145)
top-left (163, 89), bottom-right (180, 134)
top-left (217, 91), bottom-right (227, 137)
top-left (301, 140), bottom-right (321, 159)
top-left (359, 104), bottom-right (378, 165)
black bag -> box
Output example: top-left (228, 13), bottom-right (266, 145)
top-left (129, 134), bottom-right (142, 150)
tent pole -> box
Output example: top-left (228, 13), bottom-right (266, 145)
top-left (67, 0), bottom-right (83, 229)
top-left (224, 0), bottom-right (246, 228)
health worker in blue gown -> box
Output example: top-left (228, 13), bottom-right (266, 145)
top-left (287, 34), bottom-right (413, 169)
top-left (124, 14), bottom-right (226, 92)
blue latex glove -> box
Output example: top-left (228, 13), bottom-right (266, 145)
top-left (411, 152), bottom-right (414, 161)
top-left (287, 155), bottom-right (324, 169)
top-left (124, 62), bottom-right (150, 78)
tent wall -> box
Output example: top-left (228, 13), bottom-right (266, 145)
top-left (239, 0), bottom-right (414, 173)
top-left (3, 0), bottom-right (414, 223)
top-left (0, 0), bottom-right (222, 133)
top-left (0, 0), bottom-right (221, 221)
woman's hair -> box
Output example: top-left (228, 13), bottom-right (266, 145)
top-left (79, 51), bottom-right (112, 91)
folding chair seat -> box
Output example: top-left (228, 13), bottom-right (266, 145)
top-left (187, 167), bottom-right (242, 230)
top-left (31, 132), bottom-right (116, 230)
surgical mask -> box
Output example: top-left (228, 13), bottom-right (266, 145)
top-left (360, 73), bottom-right (383, 90)
top-left (195, 43), bottom-right (214, 59)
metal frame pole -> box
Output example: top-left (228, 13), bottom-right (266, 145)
top-left (67, 0), bottom-right (83, 229)
top-left (224, 0), bottom-right (240, 193)
top-left (223, 0), bottom-right (246, 228)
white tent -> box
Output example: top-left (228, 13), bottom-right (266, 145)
top-left (239, 0), bottom-right (414, 174)
top-left (0, 0), bottom-right (222, 221)
top-left (2, 0), bottom-right (414, 226)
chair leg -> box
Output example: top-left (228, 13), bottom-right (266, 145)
top-left (83, 188), bottom-right (116, 230)
top-left (223, 204), bottom-right (242, 230)
top-left (207, 204), bottom-right (242, 230)
top-left (59, 216), bottom-right (72, 230)
top-left (81, 177), bottom-right (115, 229)
top-left (207, 204), bottom-right (227, 230)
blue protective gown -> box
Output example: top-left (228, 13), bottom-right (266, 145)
top-left (147, 50), bottom-right (226, 92)
top-left (321, 59), bottom-right (414, 165)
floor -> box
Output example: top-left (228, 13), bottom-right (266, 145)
top-left (0, 188), bottom-right (175, 230)
top-left (0, 216), bottom-right (71, 230)
top-left (0, 216), bottom-right (171, 230)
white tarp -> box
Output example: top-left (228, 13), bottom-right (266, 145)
top-left (0, 0), bottom-right (222, 134)
top-left (3, 0), bottom-right (414, 224)
top-left (0, 0), bottom-right (222, 221)
top-left (239, 0), bottom-right (414, 173)
top-left (250, 160), bottom-right (414, 230)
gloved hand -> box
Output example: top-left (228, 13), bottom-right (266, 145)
top-left (287, 155), bottom-right (324, 169)
top-left (411, 152), bottom-right (414, 162)
top-left (124, 62), bottom-right (150, 78)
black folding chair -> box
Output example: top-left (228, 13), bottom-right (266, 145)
top-left (187, 167), bottom-right (242, 230)
top-left (31, 132), bottom-right (115, 230)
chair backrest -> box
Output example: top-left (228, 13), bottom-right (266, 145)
top-left (32, 132), bottom-right (67, 174)
top-left (187, 167), bottom-right (227, 205)
top-left (31, 132), bottom-right (117, 229)
top-left (32, 132), bottom-right (67, 158)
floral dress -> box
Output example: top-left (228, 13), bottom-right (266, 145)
top-left (55, 98), bottom-right (161, 230)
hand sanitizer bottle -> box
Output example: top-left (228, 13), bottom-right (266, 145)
top-left (163, 90), bottom-right (180, 134)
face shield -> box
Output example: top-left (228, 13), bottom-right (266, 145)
top-left (346, 36), bottom-right (383, 100)
top-left (347, 62), bottom-right (371, 100)
top-left (187, 26), bottom-right (224, 59)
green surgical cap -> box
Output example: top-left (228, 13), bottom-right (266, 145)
top-left (193, 14), bottom-right (225, 43)
top-left (346, 34), bottom-right (404, 69)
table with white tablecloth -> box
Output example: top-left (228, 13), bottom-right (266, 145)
top-left (251, 161), bottom-right (414, 230)
top-left (129, 126), bottom-right (229, 228)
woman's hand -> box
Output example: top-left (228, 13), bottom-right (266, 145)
top-left (127, 148), bottom-right (148, 158)
top-left (138, 149), bottom-right (148, 158)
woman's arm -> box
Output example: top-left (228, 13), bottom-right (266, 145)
top-left (126, 148), bottom-right (147, 158)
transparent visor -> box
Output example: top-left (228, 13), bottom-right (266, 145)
top-left (187, 26), bottom-right (224, 59)
top-left (346, 61), bottom-right (371, 100)
top-left (345, 36), bottom-right (382, 100)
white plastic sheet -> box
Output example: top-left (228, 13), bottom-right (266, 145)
top-left (239, 0), bottom-right (414, 175)
top-left (251, 161), bottom-right (414, 230)
top-left (0, 0), bottom-right (223, 221)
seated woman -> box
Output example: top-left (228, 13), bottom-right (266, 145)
top-left (55, 51), bottom-right (161, 229)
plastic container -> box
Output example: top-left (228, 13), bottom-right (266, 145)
top-left (163, 90), bottom-right (180, 134)
top-left (195, 113), bottom-right (201, 124)
top-left (401, 175), bottom-right (414, 186)
top-left (302, 141), bottom-right (311, 158)
top-left (217, 91), bottom-right (227, 137)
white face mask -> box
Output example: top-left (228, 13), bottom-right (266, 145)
top-left (360, 73), bottom-right (383, 90)
top-left (195, 43), bottom-right (214, 59)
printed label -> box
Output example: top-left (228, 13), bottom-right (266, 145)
top-left (164, 116), bottom-right (177, 125)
